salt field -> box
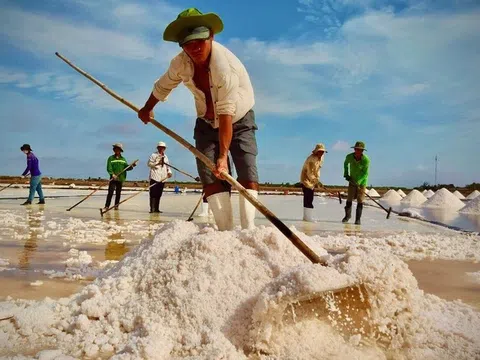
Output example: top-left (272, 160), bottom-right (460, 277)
top-left (0, 187), bottom-right (479, 359)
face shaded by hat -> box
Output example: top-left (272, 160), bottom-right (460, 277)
top-left (112, 143), bottom-right (123, 152)
top-left (312, 143), bottom-right (328, 155)
top-left (20, 144), bottom-right (32, 152)
top-left (351, 141), bottom-right (366, 151)
top-left (163, 8), bottom-right (223, 45)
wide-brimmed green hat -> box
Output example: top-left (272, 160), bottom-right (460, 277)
top-left (163, 8), bottom-right (223, 44)
top-left (351, 141), bottom-right (366, 150)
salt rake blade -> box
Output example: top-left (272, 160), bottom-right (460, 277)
top-left (99, 208), bottom-right (104, 217)
top-left (249, 283), bottom-right (372, 356)
top-left (386, 207), bottom-right (392, 219)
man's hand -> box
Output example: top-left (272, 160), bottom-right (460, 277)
top-left (195, 176), bottom-right (200, 182)
top-left (112, 175), bottom-right (117, 181)
top-left (167, 173), bottom-right (172, 178)
top-left (138, 107), bottom-right (154, 124)
top-left (213, 154), bottom-right (228, 179)
top-left (345, 175), bottom-right (351, 182)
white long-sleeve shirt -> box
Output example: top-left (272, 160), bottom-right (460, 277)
top-left (152, 41), bottom-right (255, 129)
top-left (148, 153), bottom-right (172, 182)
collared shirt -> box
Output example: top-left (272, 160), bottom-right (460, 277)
top-left (300, 154), bottom-right (324, 189)
top-left (152, 41), bottom-right (255, 129)
top-left (148, 153), bottom-right (172, 182)
top-left (344, 153), bottom-right (370, 186)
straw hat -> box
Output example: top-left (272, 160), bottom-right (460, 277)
top-left (112, 143), bottom-right (123, 152)
top-left (312, 143), bottom-right (328, 154)
top-left (163, 8), bottom-right (223, 45)
top-left (351, 141), bottom-right (366, 150)
top-left (157, 141), bottom-right (167, 148)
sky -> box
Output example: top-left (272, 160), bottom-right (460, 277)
top-left (0, 0), bottom-right (479, 187)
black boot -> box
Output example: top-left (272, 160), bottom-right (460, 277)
top-left (154, 197), bottom-right (162, 213)
top-left (355, 203), bottom-right (363, 225)
top-left (149, 197), bottom-right (155, 213)
top-left (342, 201), bottom-right (352, 223)
top-left (38, 199), bottom-right (45, 204)
top-left (21, 200), bottom-right (32, 206)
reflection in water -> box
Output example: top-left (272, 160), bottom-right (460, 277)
top-left (18, 210), bottom-right (43, 270)
top-left (105, 241), bottom-right (130, 261)
top-left (343, 223), bottom-right (361, 236)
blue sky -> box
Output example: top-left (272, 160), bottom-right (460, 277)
top-left (0, 0), bottom-right (479, 187)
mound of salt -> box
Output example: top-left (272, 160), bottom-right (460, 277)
top-left (459, 196), bottom-right (480, 214)
top-left (367, 188), bottom-right (380, 197)
top-left (424, 189), bottom-right (435, 198)
top-left (422, 188), bottom-right (465, 210)
top-left (2, 221), bottom-right (480, 359)
top-left (397, 189), bottom-right (407, 198)
top-left (401, 189), bottom-right (427, 206)
top-left (466, 190), bottom-right (480, 200)
top-left (453, 190), bottom-right (466, 199)
top-left (381, 189), bottom-right (403, 202)
top-left (69, 183), bottom-right (76, 189)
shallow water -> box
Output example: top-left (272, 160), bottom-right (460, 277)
top-left (0, 188), bottom-right (479, 310)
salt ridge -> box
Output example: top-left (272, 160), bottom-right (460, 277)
top-left (1, 221), bottom-right (479, 359)
top-left (381, 189), bottom-right (403, 202)
top-left (422, 188), bottom-right (465, 210)
top-left (459, 196), bottom-right (480, 215)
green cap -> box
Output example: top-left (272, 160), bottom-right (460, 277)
top-left (352, 141), bottom-right (366, 150)
top-left (163, 8), bottom-right (223, 44)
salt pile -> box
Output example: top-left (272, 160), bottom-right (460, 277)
top-left (424, 189), bottom-right (435, 198)
top-left (422, 188), bottom-right (465, 210)
top-left (397, 189), bottom-right (407, 198)
top-left (459, 196), bottom-right (480, 215)
top-left (381, 189), bottom-right (403, 202)
top-left (467, 190), bottom-right (480, 200)
top-left (69, 183), bottom-right (76, 189)
top-left (401, 189), bottom-right (427, 206)
top-left (453, 190), bottom-right (466, 199)
top-left (1, 221), bottom-right (480, 359)
top-left (367, 188), bottom-right (380, 197)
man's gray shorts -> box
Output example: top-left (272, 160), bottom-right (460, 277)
top-left (194, 109), bottom-right (259, 186)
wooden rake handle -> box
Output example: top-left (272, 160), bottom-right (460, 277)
top-left (55, 52), bottom-right (324, 265)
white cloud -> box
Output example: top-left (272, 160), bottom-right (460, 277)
top-left (332, 140), bottom-right (350, 151)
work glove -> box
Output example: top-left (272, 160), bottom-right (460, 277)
top-left (345, 175), bottom-right (351, 182)
top-left (195, 177), bottom-right (201, 182)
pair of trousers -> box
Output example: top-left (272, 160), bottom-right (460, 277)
top-left (28, 175), bottom-right (44, 202)
top-left (302, 185), bottom-right (314, 208)
top-left (149, 180), bottom-right (165, 211)
top-left (105, 180), bottom-right (122, 207)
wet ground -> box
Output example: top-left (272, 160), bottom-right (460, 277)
top-left (0, 188), bottom-right (479, 308)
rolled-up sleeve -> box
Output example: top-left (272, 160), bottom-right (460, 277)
top-left (215, 72), bottom-right (239, 116)
top-left (152, 59), bottom-right (182, 101)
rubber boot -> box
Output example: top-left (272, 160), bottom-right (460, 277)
top-left (21, 200), bottom-right (31, 206)
top-left (154, 197), bottom-right (162, 213)
top-left (207, 192), bottom-right (233, 231)
top-left (198, 202), bottom-right (209, 217)
top-left (38, 199), bottom-right (45, 204)
top-left (239, 189), bottom-right (257, 230)
top-left (342, 201), bottom-right (352, 223)
top-left (149, 197), bottom-right (155, 213)
top-left (355, 203), bottom-right (363, 225)
top-left (303, 207), bottom-right (316, 222)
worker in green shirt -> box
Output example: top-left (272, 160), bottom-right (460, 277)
top-left (342, 141), bottom-right (370, 225)
top-left (103, 143), bottom-right (136, 211)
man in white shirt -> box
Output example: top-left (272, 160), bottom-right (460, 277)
top-left (147, 141), bottom-right (172, 213)
top-left (138, 8), bottom-right (259, 230)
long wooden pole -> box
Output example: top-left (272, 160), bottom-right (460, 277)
top-left (187, 192), bottom-right (205, 221)
top-left (56, 52), bottom-right (324, 265)
top-left (165, 162), bottom-right (200, 182)
top-left (349, 181), bottom-right (392, 219)
top-left (317, 183), bottom-right (342, 204)
top-left (0, 183), bottom-right (14, 193)
top-left (66, 159), bottom-right (138, 211)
